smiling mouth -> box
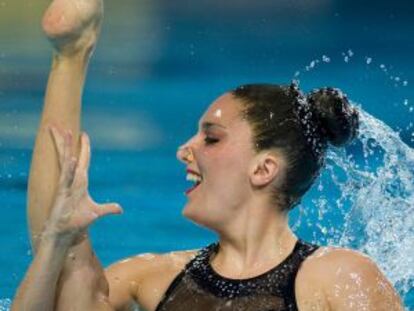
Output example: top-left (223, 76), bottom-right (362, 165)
top-left (185, 170), bottom-right (203, 195)
top-left (186, 181), bottom-right (202, 195)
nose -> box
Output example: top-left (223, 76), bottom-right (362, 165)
top-left (176, 143), bottom-right (194, 164)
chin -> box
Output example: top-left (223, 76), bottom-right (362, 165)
top-left (182, 204), bottom-right (214, 230)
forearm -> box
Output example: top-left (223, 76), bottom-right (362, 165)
top-left (12, 234), bottom-right (70, 311)
top-left (55, 237), bottom-right (114, 311)
top-left (13, 232), bottom-right (114, 311)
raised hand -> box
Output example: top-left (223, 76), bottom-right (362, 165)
top-left (42, 0), bottom-right (104, 57)
top-left (44, 126), bottom-right (122, 244)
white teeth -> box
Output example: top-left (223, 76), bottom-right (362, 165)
top-left (186, 173), bottom-right (202, 183)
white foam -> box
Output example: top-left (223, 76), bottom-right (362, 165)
top-left (0, 299), bottom-right (11, 311)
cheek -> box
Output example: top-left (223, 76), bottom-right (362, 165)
top-left (198, 139), bottom-right (252, 190)
top-left (204, 150), bottom-right (249, 192)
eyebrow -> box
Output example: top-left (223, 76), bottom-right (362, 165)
top-left (199, 121), bottom-right (227, 130)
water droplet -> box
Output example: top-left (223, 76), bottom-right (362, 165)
top-left (322, 55), bottom-right (331, 63)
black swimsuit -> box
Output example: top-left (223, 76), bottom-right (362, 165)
top-left (155, 239), bottom-right (319, 311)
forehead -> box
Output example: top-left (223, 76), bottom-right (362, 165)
top-left (199, 93), bottom-right (243, 128)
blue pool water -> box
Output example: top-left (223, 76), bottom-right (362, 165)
top-left (1, 0), bottom-right (413, 309)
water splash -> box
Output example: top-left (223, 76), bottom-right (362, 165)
top-left (0, 299), bottom-right (11, 311)
top-left (294, 51), bottom-right (410, 96)
top-left (339, 110), bottom-right (413, 296)
top-left (294, 108), bottom-right (414, 305)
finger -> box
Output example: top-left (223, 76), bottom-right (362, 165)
top-left (59, 131), bottom-right (76, 188)
top-left (58, 155), bottom-right (77, 190)
top-left (78, 132), bottom-right (91, 172)
top-left (94, 203), bottom-right (123, 218)
top-left (48, 125), bottom-right (66, 169)
top-left (72, 132), bottom-right (91, 189)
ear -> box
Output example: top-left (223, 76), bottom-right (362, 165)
top-left (250, 152), bottom-right (281, 187)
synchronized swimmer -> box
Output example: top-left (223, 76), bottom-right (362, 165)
top-left (12, 0), bottom-right (404, 310)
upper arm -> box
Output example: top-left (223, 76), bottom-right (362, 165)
top-left (296, 247), bottom-right (404, 311)
top-left (104, 250), bottom-right (198, 311)
top-left (105, 254), bottom-right (160, 311)
top-left (325, 250), bottom-right (404, 311)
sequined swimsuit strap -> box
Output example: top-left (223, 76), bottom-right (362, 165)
top-left (282, 240), bottom-right (320, 310)
top-left (155, 247), bottom-right (209, 311)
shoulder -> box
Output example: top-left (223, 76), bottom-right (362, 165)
top-left (105, 248), bottom-right (199, 311)
top-left (295, 246), bottom-right (404, 311)
top-left (296, 246), bottom-right (379, 287)
top-left (106, 248), bottom-right (199, 278)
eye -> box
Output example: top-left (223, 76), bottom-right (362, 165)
top-left (204, 137), bottom-right (219, 145)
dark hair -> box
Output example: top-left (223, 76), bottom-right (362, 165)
top-left (232, 83), bottom-right (359, 210)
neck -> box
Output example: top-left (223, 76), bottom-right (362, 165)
top-left (212, 199), bottom-right (297, 278)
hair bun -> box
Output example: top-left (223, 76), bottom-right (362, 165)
top-left (307, 87), bottom-right (359, 147)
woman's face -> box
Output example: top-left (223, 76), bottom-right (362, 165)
top-left (176, 93), bottom-right (258, 229)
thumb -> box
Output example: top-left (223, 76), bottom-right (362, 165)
top-left (95, 203), bottom-right (123, 218)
